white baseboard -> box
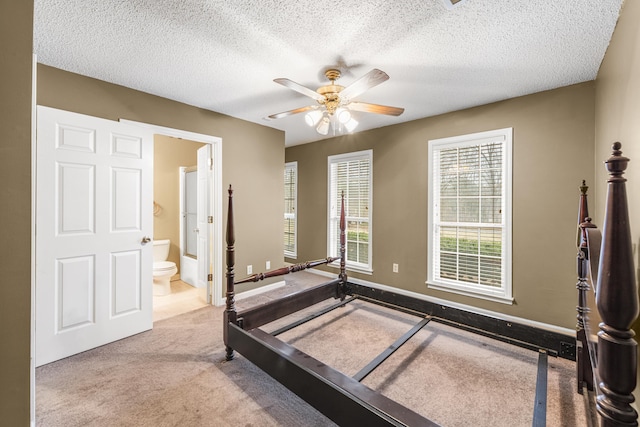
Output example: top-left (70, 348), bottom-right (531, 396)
top-left (306, 269), bottom-right (574, 336)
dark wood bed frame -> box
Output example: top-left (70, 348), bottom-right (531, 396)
top-left (223, 142), bottom-right (638, 427)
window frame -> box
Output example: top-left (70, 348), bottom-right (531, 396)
top-left (284, 161), bottom-right (298, 259)
top-left (327, 150), bottom-right (373, 274)
top-left (427, 128), bottom-right (513, 304)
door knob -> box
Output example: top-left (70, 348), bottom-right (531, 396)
top-left (141, 236), bottom-right (151, 244)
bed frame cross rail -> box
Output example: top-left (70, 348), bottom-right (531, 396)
top-left (270, 296), bottom-right (357, 337)
top-left (532, 350), bottom-right (548, 427)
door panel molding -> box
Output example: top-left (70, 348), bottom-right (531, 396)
top-left (36, 106), bottom-right (153, 366)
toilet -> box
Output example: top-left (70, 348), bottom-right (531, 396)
top-left (152, 239), bottom-right (178, 296)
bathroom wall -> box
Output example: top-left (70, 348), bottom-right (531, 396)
top-left (153, 134), bottom-right (205, 275)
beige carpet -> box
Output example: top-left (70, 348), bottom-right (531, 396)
top-left (36, 272), bottom-right (588, 426)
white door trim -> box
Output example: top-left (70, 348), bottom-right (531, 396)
top-left (30, 53), bottom-right (37, 427)
top-left (119, 120), bottom-right (223, 306)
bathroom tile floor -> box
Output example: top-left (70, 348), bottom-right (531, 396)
top-left (152, 280), bottom-right (208, 322)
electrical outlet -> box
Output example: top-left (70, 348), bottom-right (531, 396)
top-left (393, 263), bottom-right (399, 273)
top-left (266, 260), bottom-right (271, 270)
top-left (247, 265), bottom-right (252, 275)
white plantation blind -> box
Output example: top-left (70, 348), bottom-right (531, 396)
top-left (328, 150), bottom-right (372, 273)
top-left (284, 162), bottom-right (297, 257)
top-left (428, 129), bottom-right (513, 303)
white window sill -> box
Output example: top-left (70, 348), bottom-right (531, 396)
top-left (426, 280), bottom-right (514, 305)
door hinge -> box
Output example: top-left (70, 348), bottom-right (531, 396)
top-left (208, 158), bottom-right (213, 170)
top-left (207, 273), bottom-right (213, 282)
top-left (208, 216), bottom-right (213, 223)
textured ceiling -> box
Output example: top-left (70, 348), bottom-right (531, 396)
top-left (34, 0), bottom-right (623, 146)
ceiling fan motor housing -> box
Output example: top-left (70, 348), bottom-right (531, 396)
top-left (317, 69), bottom-right (345, 115)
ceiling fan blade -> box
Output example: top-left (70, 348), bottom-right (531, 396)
top-left (348, 102), bottom-right (404, 116)
top-left (340, 69), bottom-right (389, 100)
top-left (265, 105), bottom-right (316, 120)
top-left (274, 78), bottom-right (325, 102)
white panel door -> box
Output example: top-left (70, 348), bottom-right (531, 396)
top-left (197, 145), bottom-right (213, 303)
top-left (35, 106), bottom-right (154, 366)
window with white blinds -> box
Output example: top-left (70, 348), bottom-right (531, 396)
top-left (284, 162), bottom-right (297, 258)
top-left (328, 150), bottom-right (373, 273)
top-left (427, 128), bottom-right (513, 304)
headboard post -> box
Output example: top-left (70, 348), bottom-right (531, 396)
top-left (224, 185), bottom-right (237, 361)
top-left (576, 181), bottom-right (595, 393)
top-left (596, 142), bottom-right (639, 426)
top-left (339, 191), bottom-right (347, 297)
top-left (578, 180), bottom-right (589, 232)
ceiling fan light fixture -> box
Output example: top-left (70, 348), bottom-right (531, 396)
top-left (316, 116), bottom-right (330, 135)
top-left (344, 117), bottom-right (358, 133)
top-left (337, 107), bottom-right (352, 124)
top-left (305, 109), bottom-right (323, 127)
top-left (269, 67), bottom-right (402, 138)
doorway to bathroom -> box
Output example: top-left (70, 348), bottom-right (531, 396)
top-left (151, 136), bottom-right (213, 322)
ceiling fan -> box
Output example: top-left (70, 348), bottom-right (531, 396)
top-left (265, 68), bottom-right (404, 135)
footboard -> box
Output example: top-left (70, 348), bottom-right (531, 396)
top-left (223, 185), bottom-right (347, 361)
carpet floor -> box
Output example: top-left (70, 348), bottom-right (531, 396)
top-left (36, 272), bottom-right (588, 426)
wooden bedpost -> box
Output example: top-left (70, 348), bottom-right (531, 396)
top-left (224, 185), bottom-right (237, 361)
top-left (576, 180), bottom-right (595, 393)
top-left (339, 191), bottom-right (347, 297)
top-left (596, 142), bottom-right (639, 426)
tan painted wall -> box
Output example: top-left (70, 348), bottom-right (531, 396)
top-left (0, 1), bottom-right (34, 424)
top-left (36, 64), bottom-right (285, 293)
top-left (594, 0), bottom-right (640, 390)
top-left (153, 135), bottom-right (204, 273)
top-left (287, 82), bottom-right (595, 329)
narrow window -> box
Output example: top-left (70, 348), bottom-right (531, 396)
top-left (284, 161), bottom-right (297, 258)
top-left (328, 150), bottom-right (373, 274)
top-left (427, 128), bottom-right (513, 303)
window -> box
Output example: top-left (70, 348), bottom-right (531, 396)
top-left (328, 150), bottom-right (373, 274)
top-left (427, 128), bottom-right (513, 303)
top-left (284, 161), bottom-right (297, 258)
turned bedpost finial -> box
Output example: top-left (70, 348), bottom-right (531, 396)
top-left (596, 142), bottom-right (638, 426)
top-left (224, 184), bottom-right (237, 361)
top-left (577, 180), bottom-right (590, 249)
top-left (605, 141), bottom-right (629, 182)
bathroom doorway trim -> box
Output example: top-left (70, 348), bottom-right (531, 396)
top-left (121, 120), bottom-right (223, 306)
